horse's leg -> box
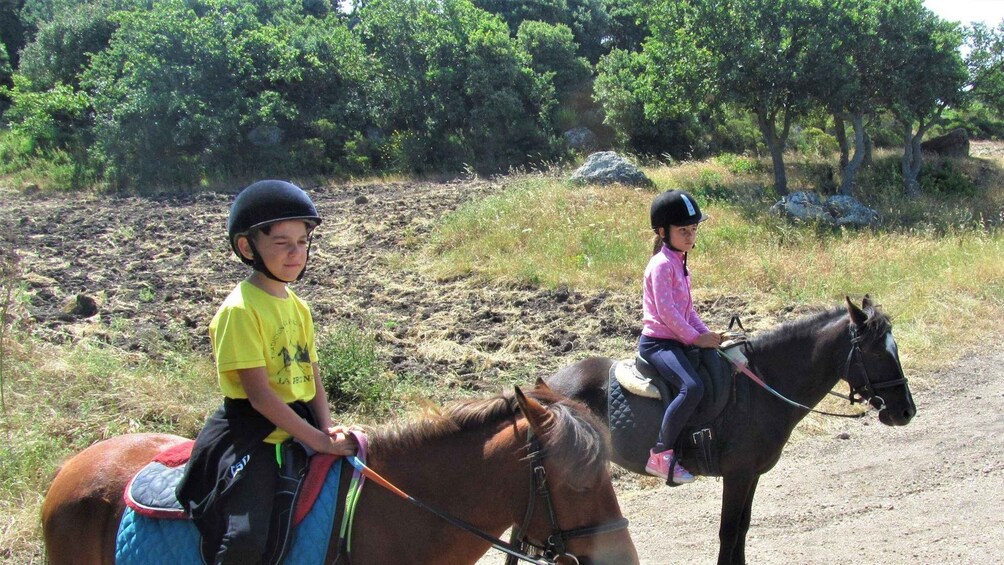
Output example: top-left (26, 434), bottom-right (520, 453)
top-left (717, 472), bottom-right (760, 565)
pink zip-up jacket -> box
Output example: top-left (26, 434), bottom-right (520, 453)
top-left (641, 244), bottom-right (709, 345)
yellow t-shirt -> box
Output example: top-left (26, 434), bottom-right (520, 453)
top-left (209, 281), bottom-right (319, 444)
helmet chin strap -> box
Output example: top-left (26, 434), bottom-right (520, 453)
top-left (247, 239), bottom-right (313, 283)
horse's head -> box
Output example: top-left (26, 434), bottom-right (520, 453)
top-left (845, 296), bottom-right (916, 426)
top-left (512, 383), bottom-right (640, 565)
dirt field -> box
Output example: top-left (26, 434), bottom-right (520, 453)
top-left (4, 173), bottom-right (1002, 564)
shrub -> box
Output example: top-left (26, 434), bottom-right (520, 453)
top-left (316, 323), bottom-right (387, 412)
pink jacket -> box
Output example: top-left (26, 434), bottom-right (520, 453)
top-left (641, 244), bottom-right (709, 344)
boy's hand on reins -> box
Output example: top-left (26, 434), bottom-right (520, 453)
top-left (311, 429), bottom-right (358, 456)
top-left (694, 331), bottom-right (724, 349)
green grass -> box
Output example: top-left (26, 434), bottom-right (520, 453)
top-left (425, 152), bottom-right (1004, 375)
top-left (427, 175), bottom-right (655, 289)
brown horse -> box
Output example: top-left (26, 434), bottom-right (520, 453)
top-left (42, 386), bottom-right (639, 565)
top-left (546, 297), bottom-right (917, 565)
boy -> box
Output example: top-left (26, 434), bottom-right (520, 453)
top-left (177, 180), bottom-right (356, 565)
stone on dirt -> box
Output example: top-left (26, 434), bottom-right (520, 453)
top-left (771, 191), bottom-right (879, 227)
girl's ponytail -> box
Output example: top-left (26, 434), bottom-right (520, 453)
top-left (651, 233), bottom-right (663, 256)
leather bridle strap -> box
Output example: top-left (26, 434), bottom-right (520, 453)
top-left (507, 434), bottom-right (630, 564)
top-left (345, 456), bottom-right (553, 565)
top-left (843, 327), bottom-right (909, 406)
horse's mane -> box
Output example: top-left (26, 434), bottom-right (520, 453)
top-left (369, 388), bottom-right (610, 488)
top-left (749, 303), bottom-right (892, 351)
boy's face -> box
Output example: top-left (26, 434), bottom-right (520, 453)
top-left (239, 220), bottom-right (312, 281)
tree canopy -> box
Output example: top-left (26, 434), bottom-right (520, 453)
top-left (0, 0), bottom-right (994, 192)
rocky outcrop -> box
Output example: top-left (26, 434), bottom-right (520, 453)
top-left (771, 191), bottom-right (879, 227)
top-left (921, 128), bottom-right (969, 158)
top-left (569, 151), bottom-right (653, 187)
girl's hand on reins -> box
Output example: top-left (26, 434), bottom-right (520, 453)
top-left (694, 331), bottom-right (724, 349)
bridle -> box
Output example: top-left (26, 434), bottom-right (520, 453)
top-left (505, 433), bottom-right (630, 565)
top-left (724, 318), bottom-right (910, 419)
top-left (345, 413), bottom-right (629, 565)
top-left (841, 324), bottom-right (910, 410)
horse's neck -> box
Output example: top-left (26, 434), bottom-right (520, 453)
top-left (360, 424), bottom-right (528, 563)
top-left (749, 314), bottom-right (850, 411)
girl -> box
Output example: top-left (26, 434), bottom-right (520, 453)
top-left (641, 189), bottom-right (722, 484)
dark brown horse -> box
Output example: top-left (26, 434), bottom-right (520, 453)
top-left (546, 297), bottom-right (916, 565)
top-left (42, 386), bottom-right (639, 565)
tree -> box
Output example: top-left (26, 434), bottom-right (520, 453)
top-left (516, 20), bottom-right (592, 130)
top-left (966, 20), bottom-right (1004, 117)
top-left (806, 0), bottom-right (886, 196)
top-left (355, 0), bottom-right (556, 173)
top-left (639, 0), bottom-right (824, 196)
top-left (874, 0), bottom-right (967, 196)
top-left (471, 0), bottom-right (611, 62)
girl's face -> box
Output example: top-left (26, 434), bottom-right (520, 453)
top-left (667, 224), bottom-right (698, 252)
top-left (238, 219), bottom-right (312, 282)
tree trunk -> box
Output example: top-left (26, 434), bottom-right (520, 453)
top-left (901, 122), bottom-right (924, 197)
top-left (839, 113), bottom-right (866, 196)
top-left (757, 110), bottom-right (789, 197)
top-left (833, 114), bottom-right (849, 173)
top-left (863, 130), bottom-right (873, 168)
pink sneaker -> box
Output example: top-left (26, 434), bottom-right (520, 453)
top-left (645, 448), bottom-right (695, 484)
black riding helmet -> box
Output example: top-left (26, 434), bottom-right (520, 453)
top-left (227, 180), bottom-right (322, 282)
top-left (650, 189), bottom-right (707, 275)
top-left (650, 189), bottom-right (707, 231)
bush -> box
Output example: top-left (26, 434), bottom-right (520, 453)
top-left (920, 159), bottom-right (977, 196)
top-left (316, 323), bottom-right (387, 412)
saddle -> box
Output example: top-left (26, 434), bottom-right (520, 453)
top-left (117, 433), bottom-right (369, 565)
top-left (607, 344), bottom-right (740, 478)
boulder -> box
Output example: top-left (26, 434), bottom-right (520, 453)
top-left (569, 151), bottom-right (653, 187)
top-left (771, 191), bottom-right (879, 227)
top-left (826, 195), bottom-right (880, 227)
top-left (563, 127), bottom-right (599, 153)
top-left (921, 128), bottom-right (969, 158)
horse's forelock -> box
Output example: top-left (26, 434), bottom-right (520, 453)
top-left (862, 306), bottom-right (892, 343)
top-left (539, 401), bottom-right (611, 490)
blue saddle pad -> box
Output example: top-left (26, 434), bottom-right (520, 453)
top-left (115, 460), bottom-right (343, 564)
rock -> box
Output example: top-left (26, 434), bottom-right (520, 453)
top-left (771, 191), bottom-right (879, 227)
top-left (354, 195), bottom-right (369, 205)
top-left (569, 151), bottom-right (653, 187)
top-left (921, 128), bottom-right (969, 158)
top-left (827, 194), bottom-right (880, 227)
top-left (62, 294), bottom-right (99, 319)
top-left (771, 191), bottom-right (831, 223)
top-left (563, 127), bottom-right (599, 153)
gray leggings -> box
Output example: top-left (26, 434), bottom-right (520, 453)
top-left (638, 335), bottom-right (705, 451)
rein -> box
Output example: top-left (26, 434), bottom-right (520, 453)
top-left (719, 319), bottom-right (908, 419)
top-left (344, 420), bottom-right (628, 565)
top-left (343, 456), bottom-right (550, 565)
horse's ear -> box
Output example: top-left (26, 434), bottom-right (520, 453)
top-left (861, 294), bottom-right (874, 311)
top-left (534, 377), bottom-right (553, 392)
top-left (846, 295), bottom-right (868, 327)
top-left (514, 386), bottom-right (549, 437)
